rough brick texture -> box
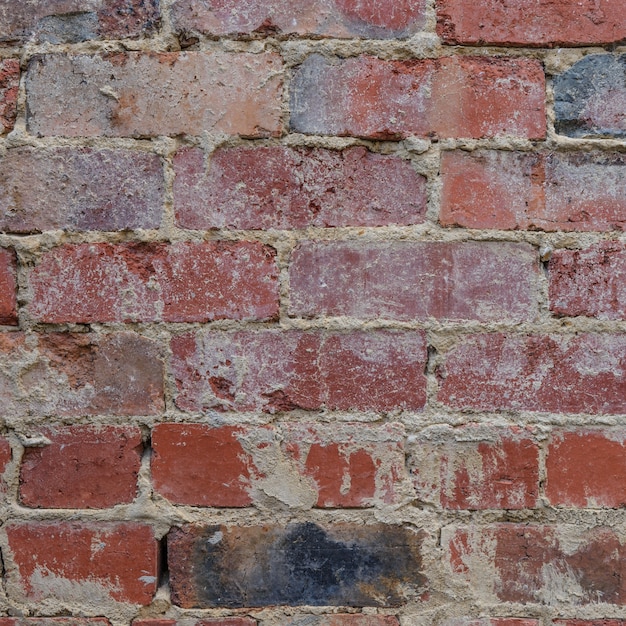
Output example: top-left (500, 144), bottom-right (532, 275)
top-left (29, 242), bottom-right (279, 323)
top-left (289, 241), bottom-right (539, 322)
top-left (173, 146), bottom-right (427, 230)
top-left (0, 247), bottom-right (17, 325)
top-left (26, 52), bottom-right (283, 137)
top-left (0, 59), bottom-right (19, 133)
top-left (291, 55), bottom-right (545, 140)
top-left (5, 522), bottom-right (158, 605)
top-left (19, 425), bottom-right (143, 509)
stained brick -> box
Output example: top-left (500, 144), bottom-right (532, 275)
top-left (5, 522), bottom-right (158, 605)
top-left (26, 52), bottom-right (283, 138)
top-left (290, 55), bottom-right (545, 140)
top-left (28, 242), bottom-right (279, 323)
top-left (173, 146), bottom-right (426, 230)
top-left (283, 618), bottom-right (399, 626)
top-left (438, 333), bottom-right (626, 415)
top-left (0, 147), bottom-right (164, 232)
top-left (0, 332), bottom-right (164, 417)
top-left (0, 58), bottom-right (18, 134)
top-left (168, 523), bottom-right (425, 607)
top-left (172, 0), bottom-right (425, 38)
top-left (441, 150), bottom-right (626, 232)
top-left (0, 247), bottom-right (17, 325)
top-left (0, 620), bottom-right (110, 626)
top-left (19, 425), bottom-right (143, 509)
top-left (436, 0), bottom-right (626, 46)
top-left (549, 242), bottom-right (626, 319)
top-left (289, 241), bottom-right (539, 323)
top-left (170, 330), bottom-right (427, 413)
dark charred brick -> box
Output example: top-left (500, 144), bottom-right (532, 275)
top-left (168, 523), bottom-right (425, 608)
top-left (554, 54), bottom-right (626, 138)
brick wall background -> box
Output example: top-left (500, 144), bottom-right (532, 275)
top-left (0, 1), bottom-right (624, 625)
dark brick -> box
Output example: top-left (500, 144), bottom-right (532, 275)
top-left (554, 54), bottom-right (626, 138)
top-left (168, 523), bottom-right (425, 607)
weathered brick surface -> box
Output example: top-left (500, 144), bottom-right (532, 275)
top-left (438, 333), bottom-right (626, 414)
top-left (5, 522), bottom-right (158, 605)
top-left (549, 242), bottom-right (626, 319)
top-left (0, 436), bottom-right (11, 493)
top-left (291, 55), bottom-right (545, 140)
top-left (0, 58), bottom-right (18, 134)
top-left (448, 524), bottom-right (626, 604)
top-left (134, 620), bottom-right (256, 626)
top-left (170, 330), bottom-right (427, 413)
top-left (554, 54), bottom-right (626, 138)
top-left (553, 622), bottom-right (626, 625)
top-left (0, 147), bottom-right (164, 232)
top-left (411, 426), bottom-right (539, 510)
top-left (29, 242), bottom-right (279, 323)
top-left (546, 429), bottom-right (626, 508)
top-left (442, 620), bottom-right (538, 626)
top-left (172, 0), bottom-right (426, 38)
top-left (19, 425), bottom-right (143, 509)
top-left (283, 618), bottom-right (399, 626)
top-left (441, 150), bottom-right (626, 231)
top-left (0, 0), bottom-right (160, 44)
top-left (26, 52), bottom-right (283, 138)
top-left (0, 332), bottom-right (164, 417)
top-left (289, 242), bottom-right (539, 322)
top-left (0, 620), bottom-right (110, 626)
top-left (168, 523), bottom-right (425, 607)
top-left (173, 146), bottom-right (427, 229)
top-left (436, 0), bottom-right (626, 46)
top-left (0, 247), bottom-right (17, 325)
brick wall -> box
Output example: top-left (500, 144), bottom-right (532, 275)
top-left (0, 1), bottom-right (624, 625)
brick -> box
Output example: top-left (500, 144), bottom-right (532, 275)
top-left (168, 523), bottom-right (425, 607)
top-left (170, 329), bottom-right (427, 413)
top-left (173, 146), bottom-right (427, 230)
top-left (410, 426), bottom-right (539, 510)
top-left (546, 430), bottom-right (626, 508)
top-left (151, 424), bottom-right (259, 507)
top-left (0, 59), bottom-right (18, 134)
top-left (26, 52), bottom-right (283, 138)
top-left (0, 620), bottom-right (110, 626)
top-left (0, 436), bottom-right (11, 493)
top-left (0, 147), bottom-right (164, 232)
top-left (555, 54), bottom-right (626, 138)
top-left (132, 621), bottom-right (176, 626)
top-left (28, 242), bottom-right (279, 323)
top-left (19, 425), bottom-right (143, 509)
top-left (438, 333), bottom-right (626, 415)
top-left (441, 150), bottom-right (626, 232)
top-left (0, 0), bottom-right (159, 44)
top-left (172, 0), bottom-right (425, 38)
top-left (196, 620), bottom-right (257, 626)
top-left (0, 247), bottom-right (17, 325)
top-left (283, 618), bottom-right (399, 626)
top-left (447, 524), bottom-right (626, 604)
top-left (289, 241), bottom-right (538, 323)
top-left (553, 622), bottom-right (626, 625)
top-left (443, 621), bottom-right (538, 626)
top-left (436, 0), bottom-right (626, 46)
top-left (290, 54), bottom-right (545, 140)
top-left (0, 332), bottom-right (164, 417)
top-left (5, 522), bottom-right (158, 605)
top-left (549, 242), bottom-right (626, 319)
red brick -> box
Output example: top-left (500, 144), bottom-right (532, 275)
top-left (284, 422), bottom-right (407, 507)
top-left (170, 329), bottom-right (427, 413)
top-left (554, 622), bottom-right (626, 625)
top-left (283, 618), bottom-right (399, 626)
top-left (196, 620), bottom-right (257, 626)
top-left (5, 522), bottom-right (158, 605)
top-left (546, 430), bottom-right (626, 508)
top-left (447, 524), bottom-right (626, 604)
top-left (0, 247), bottom-right (17, 325)
top-left (151, 424), bottom-right (259, 507)
top-left (437, 0), bottom-right (626, 46)
top-left (549, 242), bottom-right (626, 319)
top-left (0, 147), bottom-right (164, 232)
top-left (19, 425), bottom-right (143, 509)
top-left (28, 242), bottom-right (278, 323)
top-left (411, 426), bottom-right (539, 510)
top-left (0, 436), bottom-right (11, 495)
top-left (0, 620), bottom-right (110, 626)
top-left (0, 332), bottom-right (164, 417)
top-left (0, 0), bottom-right (159, 43)
top-left (172, 0), bottom-right (425, 38)
top-left (0, 59), bottom-right (18, 134)
top-left (438, 333), bottom-right (626, 415)
top-left (442, 621), bottom-right (539, 626)
top-left (441, 150), bottom-right (626, 231)
top-left (290, 55), bottom-right (545, 140)
top-left (26, 52), bottom-right (282, 138)
top-left (173, 146), bottom-right (427, 230)
top-left (132, 621), bottom-right (176, 626)
top-left (289, 241), bottom-right (538, 323)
